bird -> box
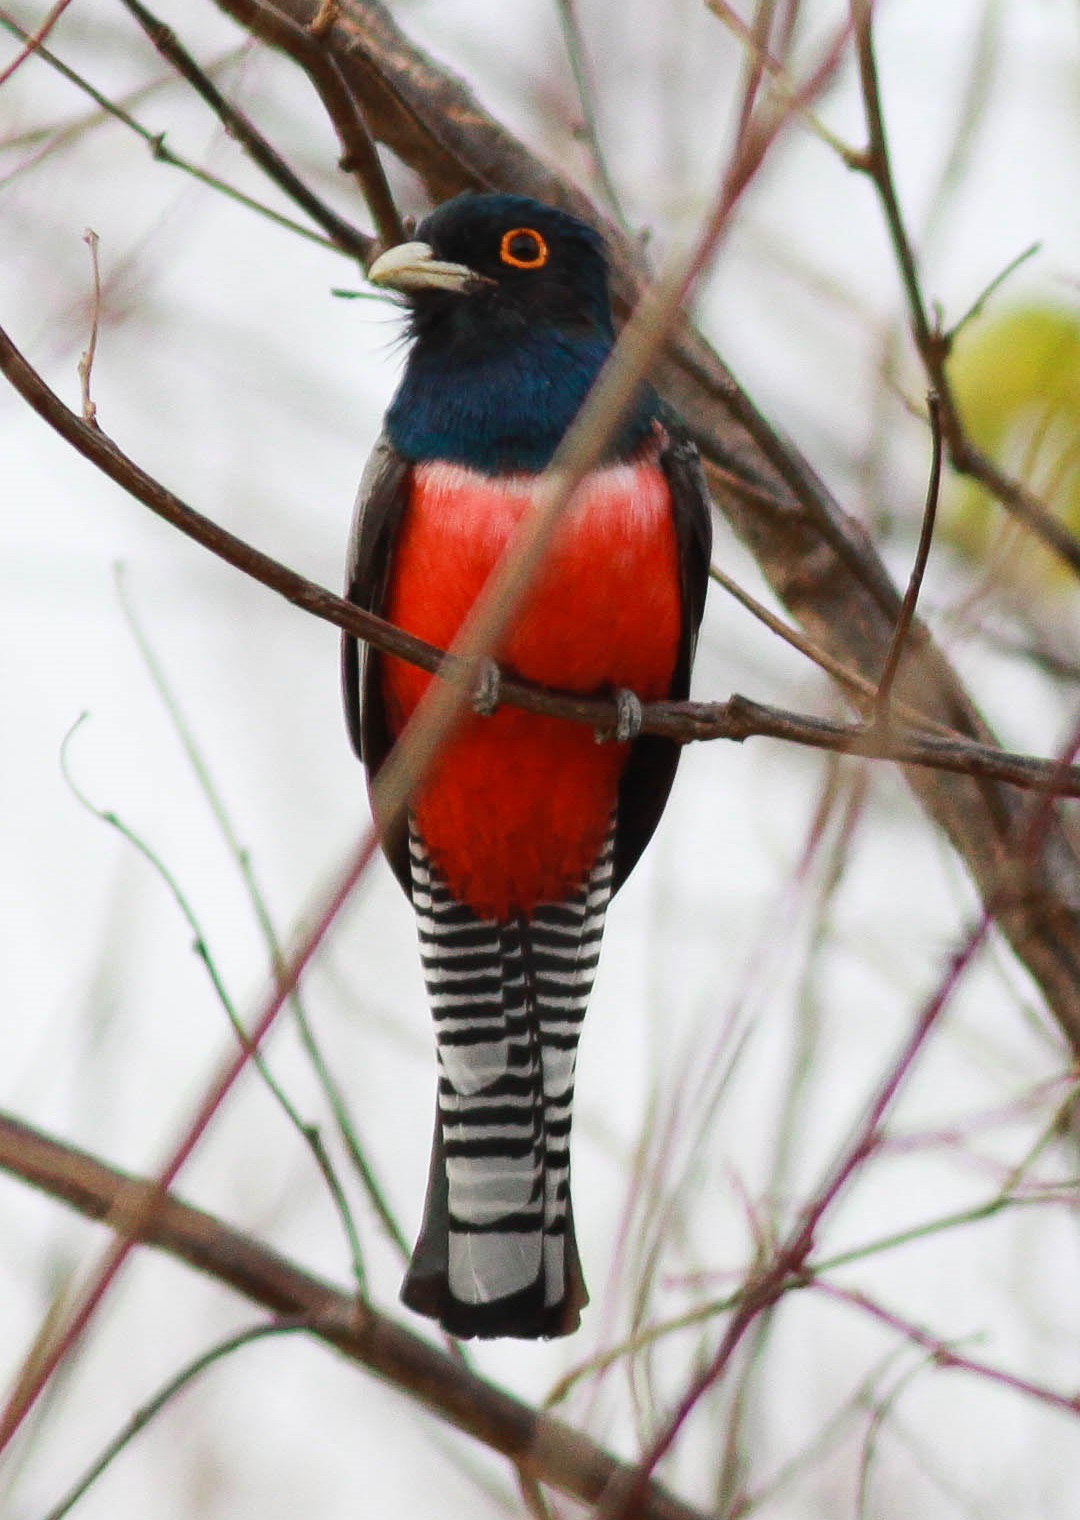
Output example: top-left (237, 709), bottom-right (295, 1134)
top-left (342, 191), bottom-right (712, 1339)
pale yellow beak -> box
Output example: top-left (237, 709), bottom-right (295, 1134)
top-left (367, 241), bottom-right (479, 294)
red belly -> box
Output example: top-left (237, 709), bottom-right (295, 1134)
top-left (383, 459), bottom-right (682, 918)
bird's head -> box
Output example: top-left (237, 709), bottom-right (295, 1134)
top-left (368, 193), bottom-right (615, 353)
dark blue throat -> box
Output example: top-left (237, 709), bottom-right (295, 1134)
top-left (385, 328), bottom-right (658, 474)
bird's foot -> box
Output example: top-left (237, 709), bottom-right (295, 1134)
top-left (471, 658), bottom-right (502, 717)
top-left (596, 687), bottom-right (643, 744)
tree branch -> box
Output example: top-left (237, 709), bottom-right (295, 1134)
top-left (0, 1110), bottom-right (710, 1520)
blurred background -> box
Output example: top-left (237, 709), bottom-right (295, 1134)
top-left (3, 1), bottom-right (1080, 1516)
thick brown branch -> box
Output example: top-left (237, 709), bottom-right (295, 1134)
top-left (0, 1111), bottom-right (708, 1520)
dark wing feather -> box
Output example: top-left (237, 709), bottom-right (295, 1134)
top-left (611, 420), bottom-right (713, 892)
top-left (342, 434), bottom-right (413, 893)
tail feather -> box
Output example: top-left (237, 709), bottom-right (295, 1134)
top-left (402, 824), bottom-right (611, 1338)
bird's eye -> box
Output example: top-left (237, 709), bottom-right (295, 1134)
top-left (499, 227), bottom-right (549, 270)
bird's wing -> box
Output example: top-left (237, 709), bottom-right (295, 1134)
top-left (342, 433), bottom-right (413, 892)
top-left (611, 420), bottom-right (713, 892)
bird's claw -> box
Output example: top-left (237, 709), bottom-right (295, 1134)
top-left (596, 687), bottom-right (643, 744)
top-left (471, 658), bottom-right (502, 717)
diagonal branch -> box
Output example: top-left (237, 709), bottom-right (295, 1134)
top-left (0, 1110), bottom-right (710, 1520)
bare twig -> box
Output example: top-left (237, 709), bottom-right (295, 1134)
top-left (873, 390), bottom-right (943, 714)
top-left (849, 0), bottom-right (1080, 579)
top-left (814, 1279), bottom-right (1080, 1421)
top-left (554, 0), bottom-right (630, 233)
top-left (0, 823), bottom-right (382, 1450)
top-left (709, 562), bottom-right (953, 736)
top-left (0, 11), bottom-right (341, 249)
top-left (59, 713), bottom-right (368, 1294)
top-left (597, 910), bottom-right (993, 1519)
top-left (0, 0), bottom-right (74, 88)
top-left (126, 0), bottom-right (401, 251)
top-left (293, 1), bottom-right (404, 247)
top-left (118, 0), bottom-right (374, 261)
top-left (76, 229), bottom-right (101, 426)
top-left (40, 1319), bottom-right (312, 1520)
top-left (707, 0), bottom-right (855, 161)
top-left (0, 1111), bottom-right (710, 1520)
top-left (114, 567), bottom-right (411, 1265)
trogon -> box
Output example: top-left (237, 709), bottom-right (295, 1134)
top-left (342, 192), bottom-right (712, 1339)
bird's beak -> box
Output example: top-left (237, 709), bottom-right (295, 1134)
top-left (367, 241), bottom-right (481, 295)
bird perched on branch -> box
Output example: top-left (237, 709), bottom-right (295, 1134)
top-left (343, 192), bottom-right (711, 1338)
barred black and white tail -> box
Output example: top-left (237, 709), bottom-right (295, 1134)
top-left (401, 824), bottom-right (613, 1338)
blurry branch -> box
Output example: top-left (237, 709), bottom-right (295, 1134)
top-left (59, 713), bottom-right (369, 1295)
top-left (813, 1279), bottom-right (1080, 1421)
top-left (0, 11), bottom-right (340, 249)
top-left (3, 319), bottom-right (1080, 803)
top-left (0, 1110), bottom-right (711, 1520)
top-left (596, 912), bottom-right (994, 1520)
top-left (553, 0), bottom-right (630, 236)
top-left (0, 0), bottom-right (72, 88)
top-left (849, 2), bottom-right (1080, 579)
top-left (707, 0), bottom-right (854, 161)
top-left (873, 389), bottom-right (942, 715)
top-left (120, 0), bottom-right (401, 252)
top-left (710, 556), bottom-right (953, 737)
top-left (116, 0), bottom-right (376, 260)
top-left (115, 569), bottom-right (411, 1265)
top-left (0, 806), bottom-right (382, 1451)
top-left (187, 0), bottom-right (1080, 1054)
top-left (40, 1319), bottom-right (311, 1520)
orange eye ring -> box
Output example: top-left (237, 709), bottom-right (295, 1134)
top-left (499, 227), bottom-right (549, 270)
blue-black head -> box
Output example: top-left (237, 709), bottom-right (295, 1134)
top-left (370, 192), bottom-right (615, 352)
top-left (368, 192), bottom-right (656, 473)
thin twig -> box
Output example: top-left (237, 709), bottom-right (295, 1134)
top-left (0, 0), bottom-right (74, 88)
top-left (114, 567), bottom-right (411, 1265)
top-left (40, 1319), bottom-right (311, 1520)
top-left (873, 389), bottom-right (943, 714)
top-left (0, 12), bottom-right (342, 250)
top-left (850, 0), bottom-right (1080, 579)
top-left (0, 823), bottom-right (382, 1451)
top-left (707, 0), bottom-right (855, 161)
top-left (118, 0), bottom-right (373, 261)
top-left (596, 909), bottom-right (993, 1519)
top-left (298, 4), bottom-right (403, 247)
top-left (814, 1279), bottom-right (1080, 1421)
top-left (76, 229), bottom-right (101, 426)
top-left (948, 241), bottom-right (1041, 340)
top-left (709, 560), bottom-right (954, 736)
top-left (554, 0), bottom-right (630, 234)
top-left (129, 0), bottom-right (401, 251)
top-left (59, 714), bottom-right (369, 1295)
